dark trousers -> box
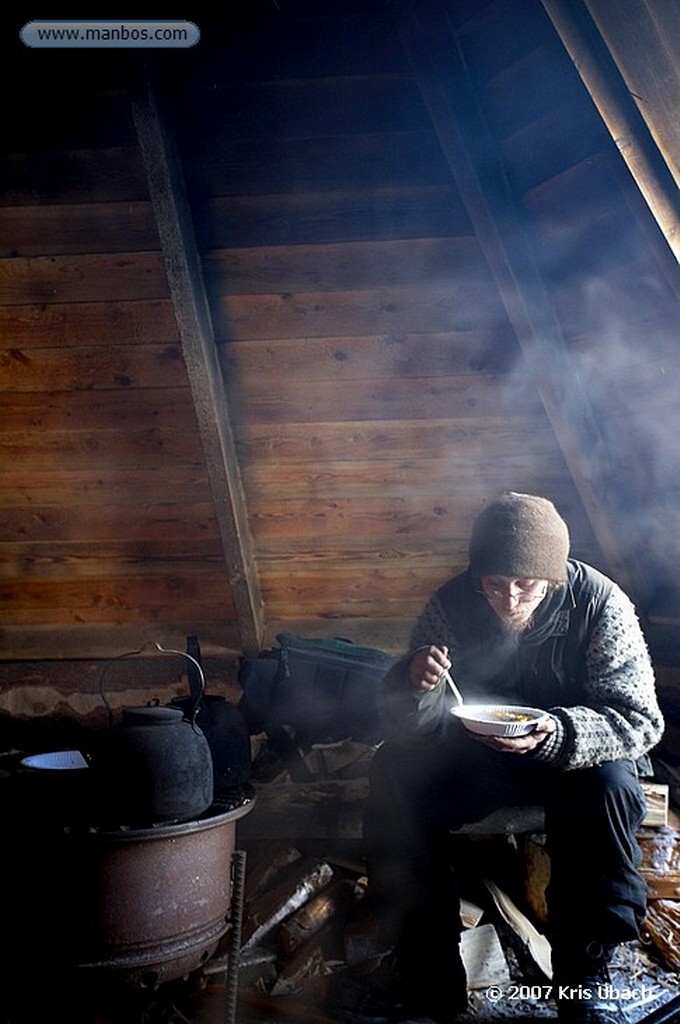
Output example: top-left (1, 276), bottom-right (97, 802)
top-left (364, 733), bottom-right (647, 987)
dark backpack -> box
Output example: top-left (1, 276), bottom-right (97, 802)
top-left (238, 632), bottom-right (395, 750)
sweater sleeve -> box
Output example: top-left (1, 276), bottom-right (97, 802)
top-left (532, 586), bottom-right (664, 770)
top-left (376, 593), bottom-right (459, 745)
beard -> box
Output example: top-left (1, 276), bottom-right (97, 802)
top-left (496, 608), bottom-right (536, 635)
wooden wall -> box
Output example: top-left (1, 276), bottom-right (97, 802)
top-left (1, 0), bottom-right (679, 730)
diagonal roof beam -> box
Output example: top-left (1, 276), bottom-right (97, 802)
top-left (391, 0), bottom-right (641, 601)
top-left (130, 63), bottom-right (264, 655)
top-left (542, 0), bottom-right (680, 272)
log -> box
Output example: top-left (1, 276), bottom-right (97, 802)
top-left (483, 879), bottom-right (552, 980)
top-left (642, 900), bottom-right (680, 972)
top-left (279, 880), bottom-right (353, 956)
top-left (241, 858), bottom-right (334, 950)
top-left (638, 827), bottom-right (680, 900)
top-left (270, 930), bottom-right (330, 997)
top-left (460, 922), bottom-right (510, 990)
top-left (641, 783), bottom-right (670, 828)
top-left (521, 833), bottom-right (551, 926)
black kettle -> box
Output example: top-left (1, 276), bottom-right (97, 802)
top-left (170, 635), bottom-right (252, 796)
top-left (92, 643), bottom-right (214, 827)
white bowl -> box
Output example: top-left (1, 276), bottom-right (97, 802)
top-left (21, 750), bottom-right (89, 771)
top-left (450, 704), bottom-right (547, 737)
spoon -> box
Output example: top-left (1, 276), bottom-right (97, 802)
top-left (440, 668), bottom-right (464, 706)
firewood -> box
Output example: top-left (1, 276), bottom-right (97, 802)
top-left (641, 782), bottom-right (669, 828)
top-left (521, 832), bottom-right (550, 925)
top-left (460, 922), bottom-right (510, 989)
top-left (638, 827), bottom-right (680, 900)
top-left (641, 900), bottom-right (680, 971)
top-left (241, 857), bottom-right (334, 950)
top-left (279, 880), bottom-right (352, 955)
top-left (271, 929), bottom-right (332, 996)
top-left (460, 897), bottom-right (485, 929)
top-left (483, 878), bottom-right (552, 980)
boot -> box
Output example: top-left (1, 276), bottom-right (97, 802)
top-left (552, 941), bottom-right (619, 1024)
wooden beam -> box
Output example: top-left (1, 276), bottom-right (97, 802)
top-left (391, 0), bottom-right (640, 600)
top-left (541, 0), bottom-right (680, 270)
top-left (130, 64), bottom-right (264, 655)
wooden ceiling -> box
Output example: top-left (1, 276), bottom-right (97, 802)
top-left (2, 0), bottom-right (679, 667)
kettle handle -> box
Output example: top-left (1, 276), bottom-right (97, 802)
top-left (154, 642), bottom-right (205, 723)
top-left (185, 635), bottom-right (204, 716)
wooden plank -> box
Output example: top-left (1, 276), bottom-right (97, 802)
top-left (185, 131), bottom-right (454, 196)
top-left (1, 147), bottom-right (148, 206)
top-left (244, 494), bottom-right (530, 542)
top-left (190, 73), bottom-right (429, 140)
top-left (0, 655), bottom-right (240, 697)
top-left (481, 43), bottom-right (580, 141)
top-left (0, 540), bottom-right (225, 579)
top-left (254, 536), bottom-right (604, 571)
top-left (131, 69), bottom-right (264, 655)
top-left (0, 621), bottom-right (243, 660)
top-left (227, 373), bottom-right (545, 424)
top-left (233, 415), bottom-right (566, 462)
top-left (0, 238), bottom-right (491, 306)
top-left (0, 468), bottom-right (213, 509)
top-left (0, 299), bottom-right (179, 348)
top-left (0, 427), bottom-right (207, 471)
top-left (498, 100), bottom-right (606, 196)
top-left (214, 284), bottom-right (513, 341)
top-left (195, 185), bottom-right (471, 249)
top-left (222, 330), bottom-right (518, 383)
top-left (0, 252), bottom-right (168, 305)
top-left (0, 343), bottom-right (187, 391)
top-left (523, 152), bottom-right (626, 245)
top-left (203, 236), bottom-right (490, 295)
top-left (0, 502), bottom-right (221, 544)
top-left (0, 388), bottom-right (196, 431)
top-left (0, 185), bottom-right (469, 256)
top-left (0, 576), bottom-right (236, 625)
top-left (0, 201), bottom-right (158, 258)
top-left (258, 577), bottom-right (458, 614)
top-left (451, 0), bottom-right (549, 83)
top-left (241, 454), bottom-right (570, 500)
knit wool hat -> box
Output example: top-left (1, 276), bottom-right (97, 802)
top-left (469, 492), bottom-right (570, 583)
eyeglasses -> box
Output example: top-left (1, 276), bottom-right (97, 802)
top-left (478, 578), bottom-right (548, 603)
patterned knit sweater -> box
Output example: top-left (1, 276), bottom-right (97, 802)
top-left (378, 560), bottom-right (664, 771)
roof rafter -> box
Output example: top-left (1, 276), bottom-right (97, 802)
top-left (130, 63), bottom-right (265, 655)
top-left (542, 0), bottom-right (680, 270)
